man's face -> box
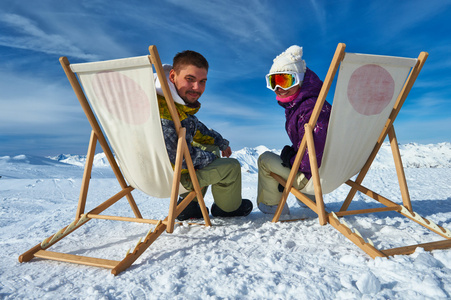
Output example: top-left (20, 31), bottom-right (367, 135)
top-left (169, 64), bottom-right (208, 104)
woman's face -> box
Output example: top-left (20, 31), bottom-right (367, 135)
top-left (275, 84), bottom-right (300, 98)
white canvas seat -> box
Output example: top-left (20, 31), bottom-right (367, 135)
top-left (271, 43), bottom-right (451, 258)
top-left (301, 53), bottom-right (416, 195)
top-left (70, 56), bottom-right (188, 197)
top-left (19, 46), bottom-right (211, 275)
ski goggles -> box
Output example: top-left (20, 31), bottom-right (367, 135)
top-left (265, 72), bottom-right (304, 91)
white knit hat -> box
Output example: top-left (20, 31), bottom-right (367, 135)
top-left (269, 45), bottom-right (306, 74)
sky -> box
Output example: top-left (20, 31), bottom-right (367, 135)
top-left (1, 0), bottom-right (451, 156)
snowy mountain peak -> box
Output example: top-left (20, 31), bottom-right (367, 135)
top-left (48, 153), bottom-right (110, 167)
top-left (1, 143), bottom-right (449, 180)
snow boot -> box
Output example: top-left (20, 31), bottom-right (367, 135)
top-left (211, 199), bottom-right (253, 217)
top-left (176, 197), bottom-right (209, 221)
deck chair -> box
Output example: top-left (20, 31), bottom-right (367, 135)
top-left (271, 43), bottom-right (451, 258)
top-left (19, 45), bottom-right (211, 275)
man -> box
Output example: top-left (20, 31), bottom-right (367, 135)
top-left (155, 50), bottom-right (252, 220)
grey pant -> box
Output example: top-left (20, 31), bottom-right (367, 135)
top-left (257, 151), bottom-right (313, 206)
top-left (180, 144), bottom-right (242, 212)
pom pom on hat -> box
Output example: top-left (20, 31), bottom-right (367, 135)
top-left (269, 45), bottom-right (306, 74)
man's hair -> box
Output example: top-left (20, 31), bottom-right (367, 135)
top-left (172, 50), bottom-right (209, 74)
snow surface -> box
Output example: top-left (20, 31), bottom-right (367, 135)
top-left (1, 142), bottom-right (451, 299)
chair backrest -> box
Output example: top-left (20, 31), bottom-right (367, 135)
top-left (302, 52), bottom-right (417, 194)
top-left (71, 56), bottom-right (187, 197)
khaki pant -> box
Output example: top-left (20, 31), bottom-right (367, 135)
top-left (257, 151), bottom-right (313, 206)
top-left (180, 144), bottom-right (242, 212)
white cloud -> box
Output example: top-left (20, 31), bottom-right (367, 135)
top-left (0, 13), bottom-right (99, 60)
top-left (370, 1), bottom-right (451, 40)
top-left (0, 71), bottom-right (87, 135)
top-left (209, 122), bottom-right (290, 150)
top-left (308, 0), bottom-right (327, 35)
top-left (200, 96), bottom-right (269, 120)
top-left (403, 92), bottom-right (451, 118)
top-left (395, 116), bottom-right (451, 144)
top-left (1, 0), bottom-right (450, 156)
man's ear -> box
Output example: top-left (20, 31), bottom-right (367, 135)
top-left (169, 69), bottom-right (176, 84)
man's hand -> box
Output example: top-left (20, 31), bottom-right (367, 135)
top-left (221, 146), bottom-right (232, 158)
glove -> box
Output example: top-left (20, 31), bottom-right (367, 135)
top-left (280, 145), bottom-right (295, 168)
top-left (278, 183), bottom-right (285, 192)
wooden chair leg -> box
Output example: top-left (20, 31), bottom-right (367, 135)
top-left (272, 188), bottom-right (290, 223)
top-left (76, 130), bottom-right (97, 219)
top-left (388, 126), bottom-right (413, 212)
top-left (167, 128), bottom-right (186, 233)
top-left (182, 140), bottom-right (211, 227)
top-left (305, 124), bottom-right (327, 225)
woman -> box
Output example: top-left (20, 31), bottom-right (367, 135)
top-left (257, 45), bottom-right (331, 214)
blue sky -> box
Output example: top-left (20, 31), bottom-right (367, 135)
top-left (1, 0), bottom-right (450, 156)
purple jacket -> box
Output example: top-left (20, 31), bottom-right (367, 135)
top-left (278, 68), bottom-right (331, 179)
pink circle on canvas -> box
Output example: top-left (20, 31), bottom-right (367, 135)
top-left (92, 71), bottom-right (150, 125)
top-left (347, 64), bottom-right (395, 116)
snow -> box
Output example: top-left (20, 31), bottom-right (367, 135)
top-left (1, 143), bottom-right (451, 299)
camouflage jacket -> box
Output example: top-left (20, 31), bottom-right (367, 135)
top-left (158, 95), bottom-right (230, 172)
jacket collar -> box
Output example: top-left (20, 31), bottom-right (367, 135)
top-left (278, 68), bottom-right (323, 109)
top-left (155, 64), bottom-right (187, 106)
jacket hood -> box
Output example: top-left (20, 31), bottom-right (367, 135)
top-left (278, 68), bottom-right (323, 110)
top-left (155, 64), bottom-right (186, 106)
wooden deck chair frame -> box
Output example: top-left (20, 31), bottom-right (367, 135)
top-left (271, 43), bottom-right (451, 258)
top-left (19, 45), bottom-right (211, 275)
